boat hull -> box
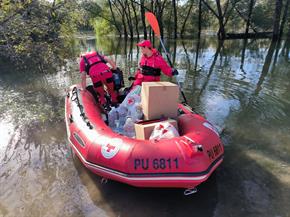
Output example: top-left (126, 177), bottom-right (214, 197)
top-left (65, 85), bottom-right (224, 189)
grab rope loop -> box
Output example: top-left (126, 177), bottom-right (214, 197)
top-left (184, 187), bottom-right (198, 196)
top-left (101, 177), bottom-right (108, 184)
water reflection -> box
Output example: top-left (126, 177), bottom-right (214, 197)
top-left (0, 35), bottom-right (290, 217)
top-left (73, 155), bottom-right (219, 217)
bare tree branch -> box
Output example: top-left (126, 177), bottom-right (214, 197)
top-left (234, 5), bottom-right (258, 33)
top-left (201, 0), bottom-right (219, 18)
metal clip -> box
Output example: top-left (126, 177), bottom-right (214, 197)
top-left (184, 187), bottom-right (198, 196)
top-left (101, 177), bottom-right (108, 184)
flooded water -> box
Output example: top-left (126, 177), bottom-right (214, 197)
top-left (0, 36), bottom-right (290, 217)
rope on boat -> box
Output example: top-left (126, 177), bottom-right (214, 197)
top-left (71, 87), bottom-right (93, 129)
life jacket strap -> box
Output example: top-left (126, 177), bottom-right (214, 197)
top-left (140, 65), bottom-right (161, 76)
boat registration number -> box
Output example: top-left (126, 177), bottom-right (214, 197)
top-left (207, 143), bottom-right (223, 160)
top-left (134, 158), bottom-right (179, 170)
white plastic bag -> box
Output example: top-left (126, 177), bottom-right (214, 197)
top-left (149, 122), bottom-right (179, 142)
top-left (129, 85), bottom-right (142, 95)
top-left (120, 85), bottom-right (143, 123)
top-left (120, 85), bottom-right (141, 108)
top-left (109, 85), bottom-right (143, 136)
top-left (123, 93), bottom-right (141, 108)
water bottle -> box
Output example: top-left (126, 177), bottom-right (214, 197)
top-left (117, 105), bottom-right (128, 126)
top-left (113, 73), bottom-right (120, 86)
top-left (123, 117), bottom-right (135, 138)
top-left (129, 103), bottom-right (143, 122)
top-left (108, 107), bottom-right (118, 128)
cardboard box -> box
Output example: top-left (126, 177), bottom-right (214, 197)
top-left (141, 82), bottom-right (179, 120)
top-left (135, 119), bottom-right (178, 140)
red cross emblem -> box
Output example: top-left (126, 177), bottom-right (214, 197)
top-left (127, 97), bottom-right (135, 105)
top-left (162, 129), bottom-right (168, 134)
top-left (101, 138), bottom-right (122, 159)
top-left (106, 143), bottom-right (116, 152)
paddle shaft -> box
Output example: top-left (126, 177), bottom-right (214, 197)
top-left (159, 39), bottom-right (173, 67)
top-left (159, 37), bottom-right (188, 104)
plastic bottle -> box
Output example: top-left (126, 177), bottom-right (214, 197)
top-left (117, 105), bottom-right (128, 126)
top-left (108, 107), bottom-right (118, 128)
top-left (123, 117), bottom-right (135, 138)
top-left (113, 72), bottom-right (121, 88)
top-left (129, 103), bottom-right (143, 122)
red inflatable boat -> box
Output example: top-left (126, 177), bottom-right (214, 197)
top-left (65, 85), bottom-right (224, 191)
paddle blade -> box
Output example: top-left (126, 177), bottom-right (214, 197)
top-left (145, 12), bottom-right (160, 37)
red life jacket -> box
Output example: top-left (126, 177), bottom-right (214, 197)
top-left (133, 49), bottom-right (173, 87)
top-left (138, 49), bottom-right (172, 78)
top-left (82, 52), bottom-right (108, 75)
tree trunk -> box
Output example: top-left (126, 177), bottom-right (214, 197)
top-left (180, 0), bottom-right (194, 38)
top-left (245, 0), bottom-right (255, 35)
top-left (201, 0), bottom-right (226, 39)
top-left (278, 0), bottom-right (290, 40)
top-left (194, 36), bottom-right (201, 72)
top-left (216, 1), bottom-right (225, 40)
top-left (122, 16), bottom-right (128, 39)
top-left (282, 25), bottom-right (290, 60)
top-left (140, 0), bottom-right (147, 39)
top-left (240, 39), bottom-right (248, 71)
top-left (288, 18), bottom-right (290, 39)
top-left (255, 40), bottom-right (277, 95)
top-left (272, 0), bottom-right (290, 67)
top-left (216, 0), bottom-right (226, 40)
top-left (126, 0), bottom-right (134, 38)
top-left (201, 0), bottom-right (219, 18)
top-left (157, 14), bottom-right (164, 39)
top-left (192, 36), bottom-right (201, 94)
top-left (166, 8), bottom-right (173, 38)
top-left (223, 1), bottom-right (235, 27)
top-left (113, 1), bottom-right (127, 39)
top-left (172, 0), bottom-right (177, 39)
top-left (131, 0), bottom-right (140, 40)
top-left (172, 40), bottom-right (177, 64)
top-left (155, 0), bottom-right (164, 40)
top-left (272, 0), bottom-right (283, 40)
top-left (272, 39), bottom-right (283, 68)
top-left (198, 0), bottom-right (202, 38)
top-left (234, 6), bottom-right (258, 33)
top-left (198, 40), bottom-right (223, 101)
top-left (108, 0), bottom-right (121, 37)
top-left (117, 0), bottom-right (133, 39)
top-left (150, 0), bottom-right (154, 42)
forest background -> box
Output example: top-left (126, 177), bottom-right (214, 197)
top-left (1, 0), bottom-right (289, 70)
